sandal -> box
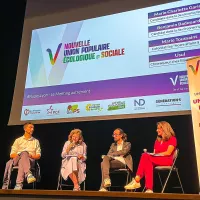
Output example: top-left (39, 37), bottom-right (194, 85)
top-left (73, 186), bottom-right (81, 191)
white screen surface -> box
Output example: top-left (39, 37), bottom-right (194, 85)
top-left (9, 0), bottom-right (200, 124)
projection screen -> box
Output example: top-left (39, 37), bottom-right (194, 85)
top-left (8, 0), bottom-right (200, 125)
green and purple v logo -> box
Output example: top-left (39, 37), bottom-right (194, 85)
top-left (46, 43), bottom-right (62, 65)
top-left (189, 60), bottom-right (200, 75)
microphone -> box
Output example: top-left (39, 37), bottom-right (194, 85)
top-left (71, 141), bottom-right (76, 148)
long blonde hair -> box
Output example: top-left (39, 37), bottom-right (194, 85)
top-left (68, 129), bottom-right (84, 144)
top-left (157, 121), bottom-right (175, 141)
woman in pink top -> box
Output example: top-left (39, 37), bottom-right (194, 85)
top-left (125, 121), bottom-right (177, 193)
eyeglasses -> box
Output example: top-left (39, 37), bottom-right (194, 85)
top-left (112, 134), bottom-right (121, 137)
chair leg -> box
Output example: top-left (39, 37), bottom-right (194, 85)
top-left (176, 169), bottom-right (184, 193)
top-left (125, 172), bottom-right (129, 192)
top-left (57, 173), bottom-right (62, 190)
top-left (7, 167), bottom-right (14, 189)
top-left (126, 172), bottom-right (129, 185)
top-left (158, 172), bottom-right (163, 188)
top-left (32, 170), bottom-right (36, 189)
top-left (161, 169), bottom-right (173, 193)
top-left (32, 181), bottom-right (36, 189)
top-left (83, 181), bottom-right (86, 191)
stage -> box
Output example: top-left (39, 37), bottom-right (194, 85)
top-left (0, 190), bottom-right (199, 200)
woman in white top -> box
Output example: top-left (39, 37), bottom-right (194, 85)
top-left (61, 129), bottom-right (87, 191)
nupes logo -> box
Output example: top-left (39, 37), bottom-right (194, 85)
top-left (46, 43), bottom-right (62, 65)
top-left (189, 60), bottom-right (200, 75)
top-left (170, 75), bottom-right (179, 86)
top-left (193, 99), bottom-right (200, 104)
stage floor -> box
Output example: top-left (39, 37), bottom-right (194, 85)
top-left (0, 190), bottom-right (200, 200)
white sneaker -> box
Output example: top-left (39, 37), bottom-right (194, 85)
top-left (145, 189), bottom-right (153, 193)
top-left (99, 187), bottom-right (108, 192)
top-left (124, 179), bottom-right (141, 190)
top-left (27, 174), bottom-right (36, 184)
top-left (104, 178), bottom-right (111, 187)
top-left (14, 183), bottom-right (23, 190)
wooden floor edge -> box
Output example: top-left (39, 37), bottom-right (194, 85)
top-left (0, 190), bottom-right (200, 199)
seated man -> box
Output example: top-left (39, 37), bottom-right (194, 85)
top-left (99, 128), bottom-right (133, 191)
top-left (2, 122), bottom-right (41, 190)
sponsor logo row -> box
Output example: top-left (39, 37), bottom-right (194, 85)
top-left (21, 97), bottom-right (194, 117)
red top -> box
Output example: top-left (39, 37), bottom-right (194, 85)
top-left (154, 136), bottom-right (177, 160)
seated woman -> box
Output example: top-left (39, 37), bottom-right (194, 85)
top-left (124, 121), bottom-right (177, 193)
top-left (61, 129), bottom-right (87, 191)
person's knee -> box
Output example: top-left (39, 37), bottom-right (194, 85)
top-left (103, 155), bottom-right (110, 161)
top-left (141, 153), bottom-right (149, 159)
top-left (6, 159), bottom-right (13, 167)
top-left (101, 156), bottom-right (109, 166)
top-left (21, 151), bottom-right (29, 157)
top-left (19, 152), bottom-right (29, 161)
top-left (101, 155), bottom-right (111, 168)
top-left (70, 157), bottom-right (77, 162)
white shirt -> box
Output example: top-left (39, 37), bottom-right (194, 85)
top-left (10, 136), bottom-right (41, 156)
